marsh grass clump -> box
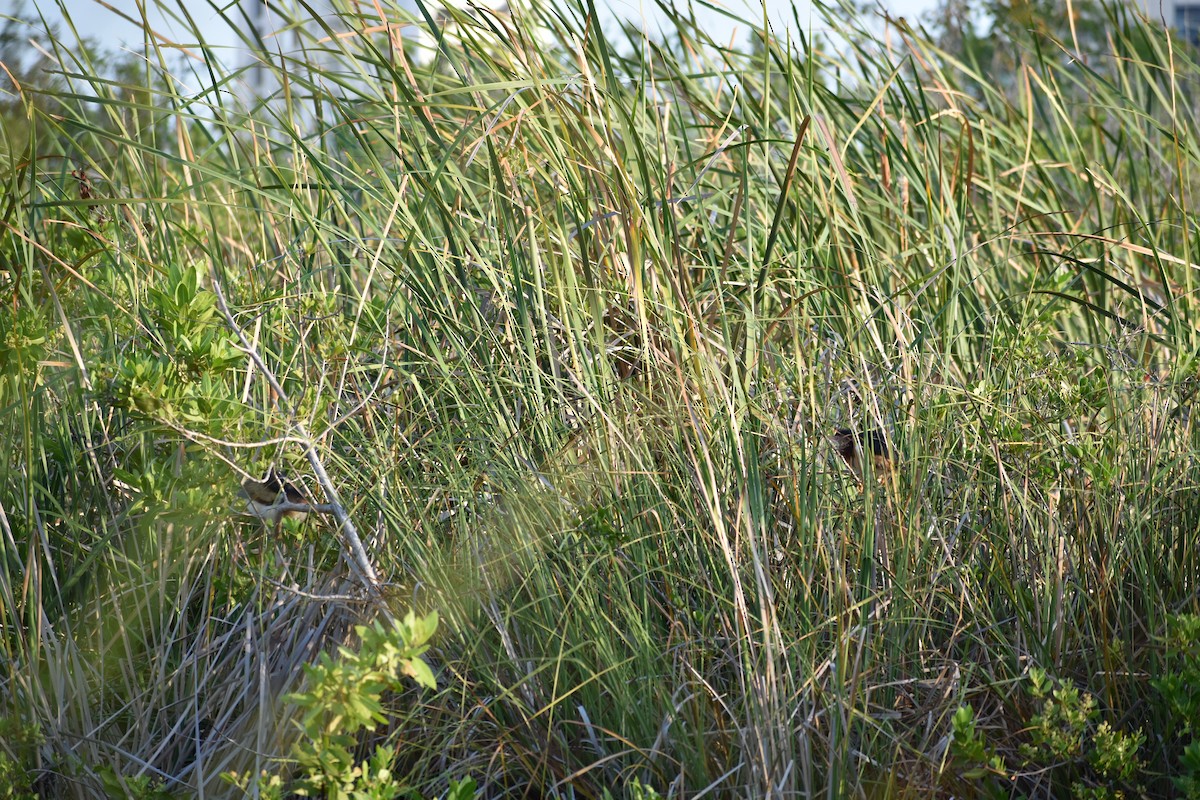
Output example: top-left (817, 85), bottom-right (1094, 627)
top-left (2, 0), bottom-right (1200, 795)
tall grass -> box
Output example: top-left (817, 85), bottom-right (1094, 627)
top-left (1, 0), bottom-right (1199, 796)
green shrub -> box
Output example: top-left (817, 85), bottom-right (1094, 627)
top-left (225, 612), bottom-right (462, 800)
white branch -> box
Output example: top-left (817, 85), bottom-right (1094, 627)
top-left (209, 264), bottom-right (382, 593)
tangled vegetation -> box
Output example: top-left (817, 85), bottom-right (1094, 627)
top-left (3, 0), bottom-right (1200, 796)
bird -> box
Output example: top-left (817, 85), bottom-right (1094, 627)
top-left (239, 467), bottom-right (310, 525)
top-left (832, 427), bottom-right (891, 479)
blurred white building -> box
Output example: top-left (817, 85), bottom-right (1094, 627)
top-left (240, 0), bottom-right (518, 92)
top-left (1134, 0), bottom-right (1200, 42)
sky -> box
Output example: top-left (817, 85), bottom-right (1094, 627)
top-left (31, 0), bottom-right (940, 57)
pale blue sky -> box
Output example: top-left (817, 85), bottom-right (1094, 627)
top-left (37, 0), bottom-right (939, 55)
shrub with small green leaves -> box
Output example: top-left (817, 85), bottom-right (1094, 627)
top-left (94, 260), bottom-right (241, 424)
top-left (97, 766), bottom-right (172, 800)
top-left (105, 354), bottom-right (173, 416)
top-left (1090, 722), bottom-right (1144, 783)
top-left (0, 717), bottom-right (41, 800)
top-left (444, 778), bottom-right (477, 800)
top-left (0, 303), bottom-right (50, 405)
top-left (1018, 669), bottom-right (1144, 799)
top-left (144, 262), bottom-right (239, 380)
top-left (1176, 741), bottom-right (1200, 800)
top-left (602, 777), bottom-right (663, 800)
top-left (1154, 614), bottom-right (1200, 734)
top-left (236, 611), bottom-right (447, 800)
top-left (949, 704), bottom-right (1004, 780)
top-left (1154, 615), bottom-right (1200, 797)
top-left (1023, 669), bottom-right (1098, 762)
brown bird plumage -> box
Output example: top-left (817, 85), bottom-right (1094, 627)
top-left (240, 468), bottom-right (309, 524)
top-left (832, 427), bottom-right (891, 479)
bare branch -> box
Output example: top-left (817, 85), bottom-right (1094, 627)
top-left (209, 264), bottom-right (382, 593)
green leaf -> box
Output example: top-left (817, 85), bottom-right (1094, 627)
top-left (403, 656), bottom-right (437, 690)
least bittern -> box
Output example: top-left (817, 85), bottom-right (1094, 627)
top-left (832, 427), bottom-right (892, 480)
top-left (239, 468), bottom-right (310, 525)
